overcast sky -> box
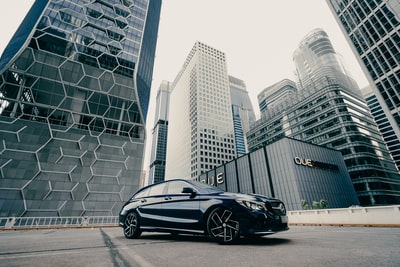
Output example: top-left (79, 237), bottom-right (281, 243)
top-left (152, 1), bottom-right (369, 116)
top-left (0, 1), bottom-right (370, 176)
top-left (1, 1), bottom-right (369, 115)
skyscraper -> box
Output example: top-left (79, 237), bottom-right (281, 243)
top-left (229, 75), bottom-right (256, 156)
top-left (362, 85), bottom-right (400, 172)
top-left (165, 41), bottom-right (236, 180)
top-left (326, 0), bottom-right (400, 174)
top-left (0, 0), bottom-right (161, 217)
top-left (258, 79), bottom-right (297, 113)
top-left (148, 80), bottom-right (171, 184)
top-left (247, 29), bottom-right (400, 205)
top-left (293, 28), bottom-right (359, 92)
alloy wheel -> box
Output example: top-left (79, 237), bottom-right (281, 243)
top-left (124, 212), bottom-right (141, 239)
top-left (207, 207), bottom-right (239, 244)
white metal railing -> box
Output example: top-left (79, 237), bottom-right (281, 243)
top-left (0, 216), bottom-right (119, 229)
top-left (3, 205), bottom-right (400, 229)
top-left (288, 205), bottom-right (400, 226)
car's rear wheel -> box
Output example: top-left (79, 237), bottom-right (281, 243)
top-left (123, 211), bottom-right (141, 239)
top-left (207, 207), bottom-right (240, 244)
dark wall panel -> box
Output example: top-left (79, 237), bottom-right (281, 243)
top-left (236, 156), bottom-right (253, 194)
top-left (199, 138), bottom-right (359, 210)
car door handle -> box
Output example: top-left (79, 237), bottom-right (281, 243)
top-left (141, 199), bottom-right (147, 203)
top-left (164, 197), bottom-right (171, 200)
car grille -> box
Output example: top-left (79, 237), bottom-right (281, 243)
top-left (266, 201), bottom-right (286, 216)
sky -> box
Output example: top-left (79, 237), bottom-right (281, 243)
top-left (0, 1), bottom-right (369, 113)
top-left (151, 0), bottom-right (370, 118)
top-left (0, 1), bottom-right (370, 176)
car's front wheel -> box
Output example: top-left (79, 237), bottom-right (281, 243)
top-left (207, 207), bottom-right (240, 244)
top-left (123, 211), bottom-right (141, 239)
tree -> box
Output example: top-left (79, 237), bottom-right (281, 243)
top-left (300, 198), bottom-right (329, 210)
top-left (312, 201), bottom-right (320, 209)
top-left (319, 199), bottom-right (328, 209)
top-left (301, 199), bottom-right (309, 210)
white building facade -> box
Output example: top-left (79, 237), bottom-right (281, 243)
top-left (165, 42), bottom-right (236, 180)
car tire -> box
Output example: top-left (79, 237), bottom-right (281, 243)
top-left (123, 211), bottom-right (141, 239)
top-left (207, 207), bottom-right (240, 244)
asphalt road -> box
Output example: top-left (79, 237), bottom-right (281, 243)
top-left (0, 226), bottom-right (398, 267)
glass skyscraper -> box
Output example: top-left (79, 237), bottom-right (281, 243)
top-left (326, 0), bottom-right (400, 175)
top-left (0, 0), bottom-right (161, 217)
top-left (148, 80), bottom-right (171, 184)
top-left (165, 41), bottom-right (236, 180)
top-left (362, 85), bottom-right (400, 172)
top-left (247, 29), bottom-right (400, 205)
top-left (258, 79), bottom-right (297, 113)
top-left (229, 75), bottom-right (256, 157)
top-left (293, 29), bottom-right (359, 92)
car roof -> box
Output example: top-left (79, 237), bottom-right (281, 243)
top-left (156, 178), bottom-right (191, 185)
top-left (139, 178), bottom-right (192, 191)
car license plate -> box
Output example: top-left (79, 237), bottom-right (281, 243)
top-left (281, 216), bottom-right (288, 223)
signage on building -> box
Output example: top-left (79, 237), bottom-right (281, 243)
top-left (200, 172), bottom-right (224, 186)
top-left (294, 156), bottom-right (339, 171)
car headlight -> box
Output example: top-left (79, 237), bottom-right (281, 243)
top-left (237, 200), bottom-right (266, 211)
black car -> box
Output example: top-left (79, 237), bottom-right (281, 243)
top-left (119, 179), bottom-right (288, 244)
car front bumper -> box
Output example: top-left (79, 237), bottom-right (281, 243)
top-left (240, 211), bottom-right (289, 235)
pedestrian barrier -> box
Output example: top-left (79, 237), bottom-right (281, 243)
top-left (288, 205), bottom-right (400, 226)
top-left (2, 205), bottom-right (400, 230)
top-left (0, 216), bottom-right (118, 229)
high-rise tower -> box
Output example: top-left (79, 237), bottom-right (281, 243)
top-left (248, 29), bottom-right (400, 205)
top-left (258, 79), bottom-right (297, 113)
top-left (148, 81), bottom-right (171, 184)
top-left (0, 0), bottom-right (161, 217)
top-left (293, 28), bottom-right (359, 92)
top-left (326, 0), bottom-right (400, 174)
top-left (229, 75), bottom-right (256, 156)
top-left (362, 85), bottom-right (400, 172)
top-left (165, 41), bottom-right (236, 180)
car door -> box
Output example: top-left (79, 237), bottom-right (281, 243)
top-left (135, 183), bottom-right (166, 227)
top-left (161, 181), bottom-right (202, 231)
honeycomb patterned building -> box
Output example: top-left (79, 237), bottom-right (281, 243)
top-left (0, 0), bottom-right (161, 217)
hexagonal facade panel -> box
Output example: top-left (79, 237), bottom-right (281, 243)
top-left (0, 0), bottom-right (161, 217)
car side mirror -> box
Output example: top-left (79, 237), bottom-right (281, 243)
top-left (182, 187), bottom-right (196, 198)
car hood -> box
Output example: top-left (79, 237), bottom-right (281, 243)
top-left (220, 192), bottom-right (280, 203)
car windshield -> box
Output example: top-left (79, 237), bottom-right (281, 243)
top-left (187, 180), bottom-right (224, 194)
